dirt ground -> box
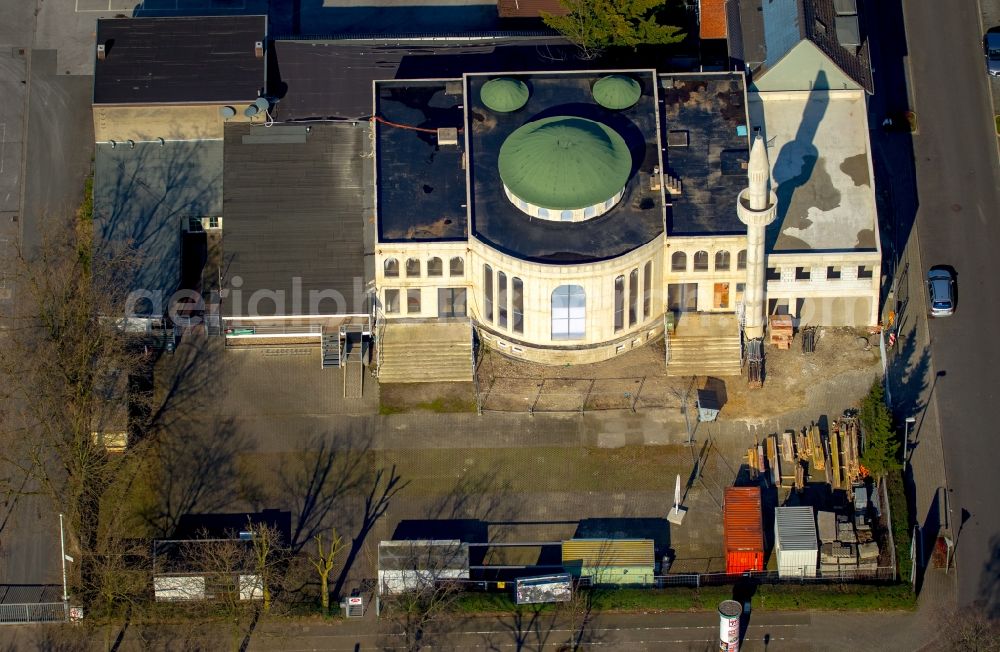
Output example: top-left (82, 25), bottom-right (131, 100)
top-left (380, 381), bottom-right (477, 413)
top-left (476, 328), bottom-right (880, 418)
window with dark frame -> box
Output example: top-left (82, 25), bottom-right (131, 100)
top-left (384, 258), bottom-right (399, 277)
top-left (552, 285), bottom-right (585, 340)
top-left (827, 265), bottom-right (842, 279)
top-left (614, 275), bottom-right (625, 332)
top-left (427, 257), bottom-right (443, 277)
top-left (643, 261), bottom-right (652, 319)
top-left (858, 265), bottom-right (873, 279)
top-left (628, 268), bottom-right (639, 327)
top-left (715, 251), bottom-right (731, 271)
top-left (693, 251), bottom-right (709, 271)
top-left (795, 266), bottom-right (811, 280)
top-left (483, 264), bottom-right (493, 322)
top-left (671, 251), bottom-right (687, 272)
top-left (737, 250), bottom-right (747, 271)
top-left (766, 267), bottom-right (781, 281)
top-left (384, 289), bottom-right (400, 314)
top-left (498, 272), bottom-right (508, 329)
top-left (406, 289), bottom-right (421, 314)
top-left (450, 256), bottom-right (464, 276)
top-left (512, 278), bottom-right (524, 334)
top-left (405, 258), bottom-right (420, 277)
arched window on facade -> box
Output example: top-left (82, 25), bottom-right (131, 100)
top-left (715, 250), bottom-right (731, 271)
top-left (671, 251), bottom-right (687, 272)
top-left (498, 272), bottom-right (508, 329)
top-left (512, 278), bottom-right (524, 334)
top-left (693, 251), bottom-right (709, 271)
top-left (643, 261), bottom-right (652, 319)
top-left (427, 257), bottom-right (443, 277)
top-left (483, 264), bottom-right (493, 322)
top-left (737, 250), bottom-right (747, 271)
top-left (614, 275), bottom-right (625, 332)
top-left (450, 256), bottom-right (464, 276)
top-left (552, 285), bottom-right (585, 340)
top-left (384, 258), bottom-right (399, 277)
top-left (628, 268), bottom-right (639, 327)
top-left (406, 258), bottom-right (421, 277)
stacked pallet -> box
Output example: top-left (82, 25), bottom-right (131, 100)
top-left (769, 315), bottom-right (794, 349)
top-left (817, 510), bottom-right (880, 574)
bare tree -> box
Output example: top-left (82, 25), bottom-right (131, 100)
top-left (309, 531), bottom-right (345, 614)
top-left (0, 211), bottom-right (158, 605)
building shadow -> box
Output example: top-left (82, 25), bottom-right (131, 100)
top-left (766, 70), bottom-right (830, 251)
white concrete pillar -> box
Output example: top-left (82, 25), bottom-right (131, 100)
top-left (736, 137), bottom-right (778, 340)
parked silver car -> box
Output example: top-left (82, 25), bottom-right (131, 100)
top-left (927, 268), bottom-right (956, 317)
top-left (987, 32), bottom-right (1000, 77)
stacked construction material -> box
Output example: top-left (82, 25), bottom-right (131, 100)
top-left (723, 487), bottom-right (764, 574)
top-left (769, 315), bottom-right (793, 349)
top-left (817, 510), bottom-right (880, 575)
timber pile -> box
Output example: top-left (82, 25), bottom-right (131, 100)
top-left (769, 315), bottom-right (794, 349)
top-left (829, 417), bottom-right (862, 490)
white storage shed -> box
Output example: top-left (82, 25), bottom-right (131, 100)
top-left (775, 506), bottom-right (819, 578)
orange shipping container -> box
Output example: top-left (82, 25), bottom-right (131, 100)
top-left (723, 486), bottom-right (764, 573)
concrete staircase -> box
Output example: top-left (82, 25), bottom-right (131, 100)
top-left (666, 333), bottom-right (743, 377)
top-left (377, 320), bottom-right (474, 384)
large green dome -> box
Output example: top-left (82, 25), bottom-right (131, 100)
top-left (480, 77), bottom-right (529, 113)
top-left (592, 75), bottom-right (642, 110)
top-left (498, 116), bottom-right (632, 211)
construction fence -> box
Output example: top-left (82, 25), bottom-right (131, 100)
top-left (0, 602), bottom-right (66, 625)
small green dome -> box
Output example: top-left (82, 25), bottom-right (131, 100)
top-left (480, 77), bottom-right (530, 113)
top-left (498, 116), bottom-right (632, 211)
top-left (592, 75), bottom-right (642, 110)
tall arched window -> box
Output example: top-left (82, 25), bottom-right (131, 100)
top-left (405, 258), bottom-right (421, 277)
top-left (737, 250), bottom-right (747, 271)
top-left (643, 261), bottom-right (652, 319)
top-left (483, 264), bottom-right (493, 323)
top-left (427, 257), bottom-right (443, 277)
top-left (614, 275), bottom-right (625, 332)
top-left (497, 272), bottom-right (508, 329)
top-left (671, 251), bottom-right (687, 272)
top-left (512, 278), bottom-right (524, 334)
top-left (693, 251), bottom-right (709, 271)
top-left (384, 258), bottom-right (399, 277)
top-left (715, 251), bottom-right (731, 271)
top-left (552, 285), bottom-right (585, 340)
top-left (450, 256), bottom-right (464, 276)
top-left (628, 268), bottom-right (639, 327)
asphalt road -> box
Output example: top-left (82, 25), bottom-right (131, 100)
top-left (899, 0), bottom-right (1000, 611)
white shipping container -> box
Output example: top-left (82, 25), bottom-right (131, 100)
top-left (775, 506), bottom-right (818, 578)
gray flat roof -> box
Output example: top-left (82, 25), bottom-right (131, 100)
top-left (659, 73), bottom-right (750, 236)
top-left (94, 16), bottom-right (266, 105)
top-left (93, 140), bottom-right (223, 309)
top-left (467, 70), bottom-right (664, 264)
top-left (375, 80), bottom-right (468, 242)
top-left (750, 90), bottom-right (878, 252)
top-left (222, 123), bottom-right (369, 317)
top-left (776, 506), bottom-right (818, 551)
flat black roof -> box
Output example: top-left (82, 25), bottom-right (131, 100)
top-left (659, 73), bottom-right (750, 236)
top-left (467, 70), bottom-right (664, 264)
top-left (268, 38), bottom-right (690, 122)
top-left (94, 15), bottom-right (266, 105)
top-left (222, 123), bottom-right (368, 318)
top-left (93, 140), bottom-right (223, 310)
top-left (375, 80), bottom-right (468, 243)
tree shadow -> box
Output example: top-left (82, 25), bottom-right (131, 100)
top-left (331, 464), bottom-right (408, 601)
top-left (977, 534), bottom-right (1000, 619)
top-left (276, 432), bottom-right (373, 554)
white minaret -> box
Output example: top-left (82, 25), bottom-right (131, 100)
top-left (736, 135), bottom-right (778, 340)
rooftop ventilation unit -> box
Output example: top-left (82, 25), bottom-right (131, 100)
top-left (445, 80), bottom-right (463, 96)
top-left (835, 15), bottom-right (861, 49)
top-left (832, 0), bottom-right (858, 16)
top-left (667, 130), bottom-right (689, 147)
top-left (437, 128), bottom-right (459, 147)
top-left (243, 97), bottom-right (270, 118)
top-left (96, 43), bottom-right (106, 61)
top-left (255, 41), bottom-right (264, 58)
